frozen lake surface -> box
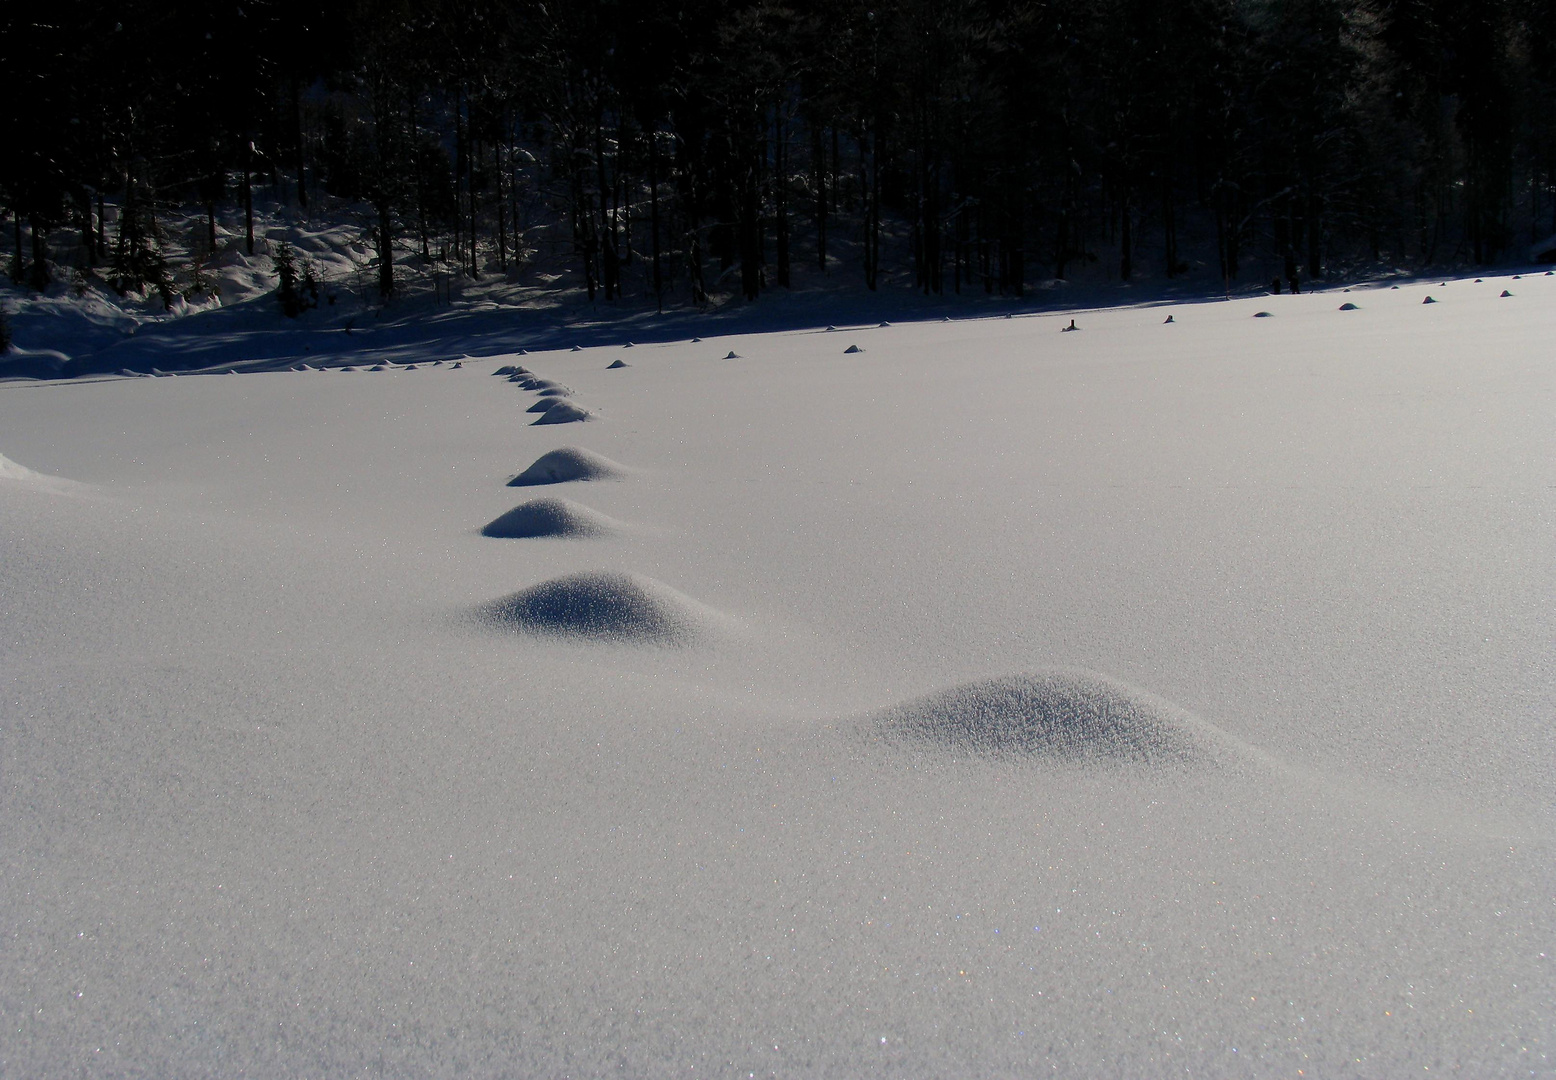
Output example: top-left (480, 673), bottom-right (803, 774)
top-left (2, 276), bottom-right (1552, 1077)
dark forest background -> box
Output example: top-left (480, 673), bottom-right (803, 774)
top-left (3, 0), bottom-right (1554, 308)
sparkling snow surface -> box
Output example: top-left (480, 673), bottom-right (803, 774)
top-left (2, 278), bottom-right (1553, 1077)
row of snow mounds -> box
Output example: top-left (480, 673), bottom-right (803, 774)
top-left (495, 361), bottom-right (599, 425)
top-left (477, 440), bottom-right (719, 643)
top-left (477, 443), bottom-right (1274, 772)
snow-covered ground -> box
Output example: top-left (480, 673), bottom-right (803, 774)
top-left (2, 274), bottom-right (1553, 1077)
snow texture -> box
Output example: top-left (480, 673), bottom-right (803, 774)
top-left (1, 271), bottom-right (1553, 1078)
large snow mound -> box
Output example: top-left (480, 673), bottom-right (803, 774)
top-left (870, 671), bottom-right (1218, 765)
top-left (477, 571), bottom-right (717, 643)
top-left (507, 447), bottom-right (624, 486)
top-left (479, 497), bottom-right (618, 538)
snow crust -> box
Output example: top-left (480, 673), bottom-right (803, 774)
top-left (1, 274), bottom-right (1553, 1077)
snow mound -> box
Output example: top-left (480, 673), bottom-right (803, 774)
top-left (0, 452), bottom-right (80, 493)
top-left (1422, 296), bottom-right (1437, 304)
top-left (1501, 290), bottom-right (1513, 297)
top-left (530, 378), bottom-right (568, 392)
top-left (843, 344), bottom-right (864, 354)
top-left (607, 359), bottom-right (630, 369)
top-left (1339, 302), bottom-right (1359, 310)
top-left (507, 447), bottom-right (625, 486)
top-left (480, 497), bottom-right (618, 538)
top-left (1253, 311), bottom-right (1274, 318)
top-left (869, 671), bottom-right (1222, 766)
top-left (493, 365), bottom-right (517, 376)
top-left (478, 571), bottom-right (716, 643)
top-left (533, 401), bottom-right (593, 425)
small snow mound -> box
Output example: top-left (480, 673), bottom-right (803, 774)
top-left (870, 672), bottom-right (1216, 766)
top-left (1501, 289), bottom-right (1513, 297)
top-left (494, 365), bottom-right (517, 376)
top-left (1339, 302), bottom-right (1359, 310)
top-left (844, 344), bottom-right (864, 354)
top-left (451, 362), bottom-right (463, 369)
top-left (533, 401), bottom-right (593, 425)
top-left (508, 447), bottom-right (625, 486)
top-left (691, 337), bottom-right (703, 343)
top-left (1253, 311), bottom-right (1273, 318)
top-left (623, 342), bottom-right (635, 348)
top-left (878, 321), bottom-right (891, 328)
top-left (607, 359), bottom-right (630, 369)
top-left (1163, 315), bottom-right (1175, 324)
top-left (0, 452), bottom-right (80, 493)
top-left (480, 497), bottom-right (617, 539)
top-left (527, 398), bottom-right (559, 413)
top-left (571, 345), bottom-right (583, 352)
top-left (1422, 296), bottom-right (1436, 304)
top-left (530, 378), bottom-right (568, 392)
top-left (478, 571), bottom-right (715, 644)
top-left (369, 364), bottom-right (386, 371)
top-left (724, 351), bottom-right (740, 359)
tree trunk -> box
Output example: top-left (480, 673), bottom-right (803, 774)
top-left (1119, 189), bottom-right (1132, 280)
top-left (376, 196), bottom-right (394, 299)
top-left (29, 217), bottom-right (49, 291)
top-left (813, 121), bottom-right (827, 272)
top-left (11, 214), bottom-right (24, 283)
top-left (649, 126), bottom-right (663, 311)
top-left (243, 141), bottom-right (255, 256)
top-left (1306, 190), bottom-right (1322, 278)
top-left (775, 110), bottom-right (789, 288)
top-left (293, 76), bottom-right (308, 211)
top-left (496, 141), bottom-right (508, 273)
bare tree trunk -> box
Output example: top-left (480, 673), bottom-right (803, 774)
top-left (813, 121), bottom-right (827, 272)
top-left (243, 141), bottom-right (255, 256)
top-left (29, 217), bottom-right (50, 291)
top-left (775, 109), bottom-right (789, 287)
top-left (1119, 189), bottom-right (1132, 280)
top-left (649, 126), bottom-right (663, 311)
top-left (293, 76), bottom-right (308, 211)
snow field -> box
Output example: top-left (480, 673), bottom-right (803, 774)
top-left (1, 273), bottom-right (1553, 1077)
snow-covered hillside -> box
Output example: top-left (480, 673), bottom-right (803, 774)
top-left (1, 273), bottom-right (1552, 1077)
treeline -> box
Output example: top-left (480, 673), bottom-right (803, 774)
top-left (3, 0), bottom-right (1554, 305)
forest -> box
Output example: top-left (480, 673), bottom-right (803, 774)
top-left (3, 0), bottom-right (1554, 308)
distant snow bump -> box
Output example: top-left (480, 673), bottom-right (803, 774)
top-left (871, 671), bottom-right (1214, 765)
